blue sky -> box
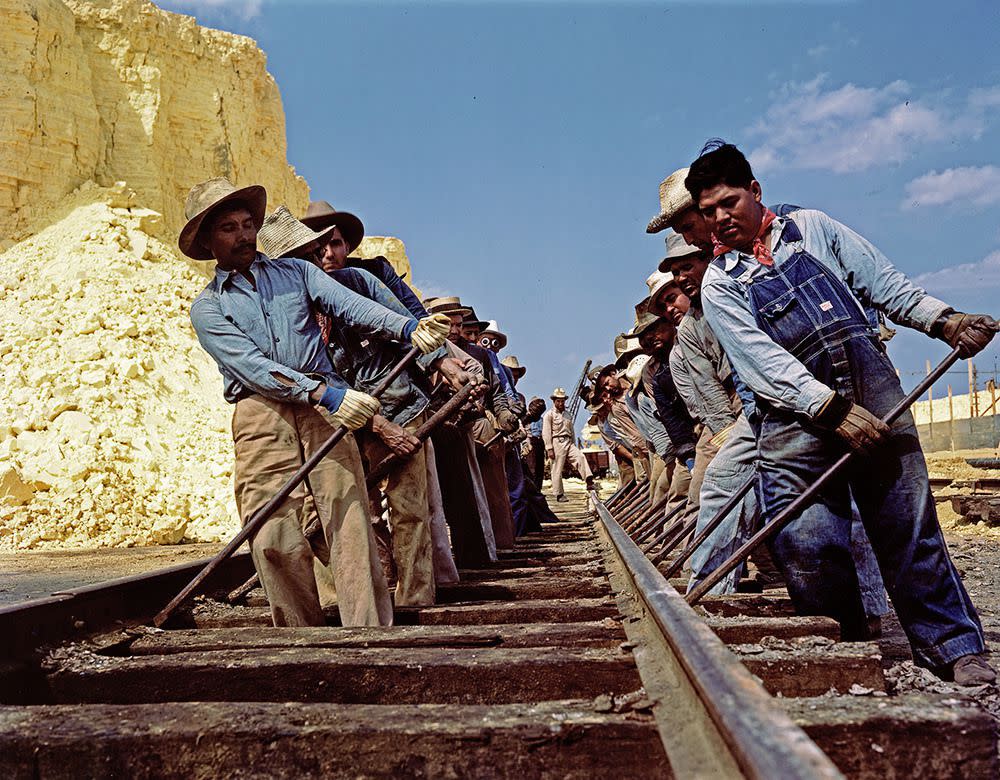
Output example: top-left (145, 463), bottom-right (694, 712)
top-left (161, 0), bottom-right (1000, 410)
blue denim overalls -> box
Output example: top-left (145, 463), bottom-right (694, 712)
top-left (716, 217), bottom-right (984, 666)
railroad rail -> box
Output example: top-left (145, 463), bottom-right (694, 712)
top-left (0, 484), bottom-right (996, 777)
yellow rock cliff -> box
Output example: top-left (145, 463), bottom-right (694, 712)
top-left (0, 0), bottom-right (421, 550)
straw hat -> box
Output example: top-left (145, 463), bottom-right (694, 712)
top-left (426, 296), bottom-right (472, 317)
top-left (257, 205), bottom-right (336, 260)
top-left (481, 320), bottom-right (508, 349)
top-left (625, 309), bottom-right (664, 339)
top-left (550, 387), bottom-right (568, 400)
top-left (646, 167), bottom-right (694, 234)
top-left (625, 354), bottom-right (651, 386)
top-left (178, 177), bottom-right (267, 260)
top-left (657, 232), bottom-right (704, 273)
top-left (501, 355), bottom-right (525, 377)
top-left (300, 200), bottom-right (364, 253)
top-left (645, 270), bottom-right (678, 303)
top-left (614, 334), bottom-right (644, 369)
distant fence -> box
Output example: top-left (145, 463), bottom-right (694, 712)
top-left (909, 358), bottom-right (1000, 452)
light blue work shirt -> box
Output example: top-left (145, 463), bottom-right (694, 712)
top-left (190, 253), bottom-right (417, 407)
top-left (702, 208), bottom-right (949, 419)
top-left (625, 386), bottom-right (676, 460)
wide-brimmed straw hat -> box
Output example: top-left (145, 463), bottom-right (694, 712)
top-left (178, 177), bottom-right (267, 260)
top-left (501, 355), bottom-right (526, 377)
top-left (257, 205), bottom-right (336, 260)
top-left (646, 270), bottom-right (677, 302)
top-left (481, 320), bottom-right (508, 349)
top-left (551, 387), bottom-right (568, 400)
top-left (426, 296), bottom-right (472, 317)
top-left (614, 334), bottom-right (644, 369)
top-left (646, 167), bottom-right (694, 234)
top-left (300, 200), bottom-right (365, 253)
top-left (657, 232), bottom-right (704, 273)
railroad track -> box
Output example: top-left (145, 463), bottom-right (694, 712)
top-left (0, 484), bottom-right (995, 777)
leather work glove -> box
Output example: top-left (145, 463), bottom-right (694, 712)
top-left (813, 391), bottom-right (891, 456)
top-left (410, 314), bottom-right (452, 354)
top-left (937, 312), bottom-right (999, 358)
top-left (709, 421), bottom-right (737, 449)
top-left (319, 387), bottom-right (381, 430)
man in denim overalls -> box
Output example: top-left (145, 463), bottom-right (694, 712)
top-left (688, 143), bottom-right (998, 685)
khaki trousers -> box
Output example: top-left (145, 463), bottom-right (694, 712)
top-left (232, 395), bottom-right (392, 628)
top-left (618, 457), bottom-right (635, 490)
top-left (360, 413), bottom-right (436, 607)
top-left (689, 425), bottom-right (721, 519)
top-left (550, 436), bottom-right (592, 497)
top-left (470, 417), bottom-right (515, 551)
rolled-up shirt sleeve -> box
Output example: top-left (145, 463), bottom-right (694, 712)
top-left (191, 297), bottom-right (320, 403)
top-left (676, 318), bottom-right (737, 434)
top-left (816, 211), bottom-right (950, 333)
top-left (702, 267), bottom-right (834, 418)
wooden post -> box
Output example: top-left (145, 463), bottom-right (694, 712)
top-left (926, 360), bottom-right (934, 448)
top-left (948, 384), bottom-right (955, 452)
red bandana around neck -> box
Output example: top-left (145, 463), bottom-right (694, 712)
top-left (712, 207), bottom-right (777, 266)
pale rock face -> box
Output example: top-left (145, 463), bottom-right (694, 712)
top-left (0, 0), bottom-right (308, 244)
top-left (0, 1), bottom-right (422, 551)
top-left (356, 236), bottom-right (422, 300)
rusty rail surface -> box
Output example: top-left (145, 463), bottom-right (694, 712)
top-left (591, 493), bottom-right (842, 779)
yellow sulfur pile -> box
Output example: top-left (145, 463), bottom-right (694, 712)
top-left (0, 183), bottom-right (238, 549)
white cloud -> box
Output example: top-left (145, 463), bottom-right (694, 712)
top-left (903, 165), bottom-right (1000, 209)
top-left (747, 76), bottom-right (993, 174)
top-left (913, 250), bottom-right (1000, 294)
top-left (158, 0), bottom-right (263, 23)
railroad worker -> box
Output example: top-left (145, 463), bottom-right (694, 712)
top-left (461, 307), bottom-right (489, 344)
top-left (257, 208), bottom-right (471, 606)
top-left (421, 296), bottom-right (499, 565)
top-left (589, 384), bottom-right (636, 489)
top-left (688, 142), bottom-right (997, 684)
top-left (429, 298), bottom-right (520, 550)
top-left (524, 396), bottom-right (547, 484)
top-left (180, 178), bottom-right (450, 628)
top-left (300, 199), bottom-right (428, 319)
top-left (599, 348), bottom-right (649, 485)
top-left (633, 308), bottom-right (697, 500)
top-left (542, 387), bottom-right (595, 501)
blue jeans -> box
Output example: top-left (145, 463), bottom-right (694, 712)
top-left (687, 416), bottom-right (758, 595)
top-left (759, 336), bottom-right (983, 665)
top-left (688, 416), bottom-right (889, 614)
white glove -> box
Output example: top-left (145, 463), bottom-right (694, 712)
top-left (328, 389), bottom-right (381, 430)
top-left (411, 314), bottom-right (451, 354)
top-left (709, 421), bottom-right (737, 448)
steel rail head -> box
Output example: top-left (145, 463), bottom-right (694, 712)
top-left (154, 346), bottom-right (423, 627)
top-left (686, 345), bottom-right (963, 606)
top-left (660, 474), bottom-right (757, 578)
top-left (590, 493), bottom-right (842, 779)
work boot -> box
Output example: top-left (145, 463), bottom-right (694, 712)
top-left (951, 654), bottom-right (996, 686)
top-left (556, 495), bottom-right (568, 503)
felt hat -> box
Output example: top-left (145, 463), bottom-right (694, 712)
top-left (614, 334), bottom-right (644, 369)
top-left (178, 177), bottom-right (267, 260)
top-left (300, 200), bottom-right (365, 254)
top-left (646, 167), bottom-right (694, 234)
top-left (257, 205), bottom-right (336, 260)
top-left (481, 320), bottom-right (508, 349)
top-left (425, 296), bottom-right (472, 317)
top-left (463, 307), bottom-right (489, 331)
top-left (550, 387), bottom-right (569, 400)
top-left (501, 355), bottom-right (525, 377)
top-left (625, 308), bottom-right (665, 339)
top-left (587, 364), bottom-right (606, 382)
top-left (657, 232), bottom-right (704, 273)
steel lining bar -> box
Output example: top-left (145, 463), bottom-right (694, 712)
top-left (605, 478), bottom-right (637, 511)
top-left (592, 494), bottom-right (842, 779)
top-left (686, 346), bottom-right (963, 605)
top-left (154, 346), bottom-right (423, 627)
top-left (660, 476), bottom-right (757, 578)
